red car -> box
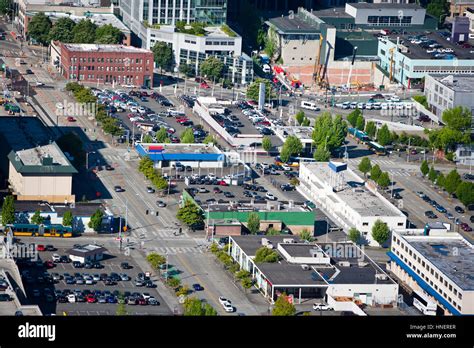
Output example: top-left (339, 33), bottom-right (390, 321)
top-left (140, 91), bottom-right (149, 97)
top-left (217, 180), bottom-right (228, 186)
top-left (86, 295), bottom-right (96, 303)
top-left (138, 298), bottom-right (147, 305)
top-left (67, 116), bottom-right (76, 122)
top-left (170, 137), bottom-right (180, 143)
top-left (256, 121), bottom-right (271, 127)
top-left (44, 260), bottom-right (55, 269)
top-left (200, 82), bottom-right (210, 89)
top-left (176, 117), bottom-right (188, 123)
top-left (37, 244), bottom-right (45, 252)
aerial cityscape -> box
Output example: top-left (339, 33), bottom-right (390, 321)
top-left (0, 0), bottom-right (472, 337)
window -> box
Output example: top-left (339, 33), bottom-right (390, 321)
top-left (362, 222), bottom-right (369, 226)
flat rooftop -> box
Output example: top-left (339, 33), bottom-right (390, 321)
top-left (14, 201), bottom-right (103, 217)
top-left (274, 126), bottom-right (314, 143)
top-left (348, 2), bottom-right (423, 10)
top-left (63, 43), bottom-right (151, 54)
top-left (140, 143), bottom-right (221, 155)
top-left (256, 262), bottom-right (327, 286)
top-left (302, 162), bottom-right (403, 217)
top-left (311, 7), bottom-right (352, 19)
top-left (267, 15), bottom-right (321, 34)
top-left (10, 143), bottom-right (77, 174)
top-left (0, 117), bottom-right (52, 152)
top-left (383, 32), bottom-right (474, 60)
top-left (407, 236), bottom-right (474, 291)
top-left (428, 74), bottom-right (474, 92)
top-left (47, 13), bottom-right (130, 33)
top-left (231, 235), bottom-right (302, 256)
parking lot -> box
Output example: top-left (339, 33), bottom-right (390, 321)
top-left (16, 239), bottom-right (172, 315)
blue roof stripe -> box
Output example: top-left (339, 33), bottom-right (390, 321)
top-left (135, 144), bottom-right (223, 162)
top-left (387, 251), bottom-right (462, 316)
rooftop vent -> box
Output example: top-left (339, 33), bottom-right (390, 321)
top-left (41, 155), bottom-right (53, 166)
top-left (337, 261), bottom-right (351, 267)
top-left (358, 261), bottom-right (369, 267)
top-left (309, 248), bottom-right (324, 258)
top-left (301, 264), bottom-right (310, 270)
top-left (375, 273), bottom-right (388, 280)
top-left (283, 238), bottom-right (295, 244)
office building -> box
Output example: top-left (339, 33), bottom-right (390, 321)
top-left (51, 42), bottom-right (154, 87)
top-left (388, 231), bottom-right (474, 315)
top-left (298, 161), bottom-right (407, 246)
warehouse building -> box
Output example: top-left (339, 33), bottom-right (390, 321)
top-left (298, 161), bottom-right (407, 246)
top-left (229, 235), bottom-right (398, 309)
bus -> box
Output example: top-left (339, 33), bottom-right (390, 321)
top-left (4, 224), bottom-right (73, 238)
top-left (348, 127), bottom-right (370, 144)
top-left (412, 289), bottom-right (437, 316)
top-left (301, 100), bottom-right (320, 111)
top-left (274, 156), bottom-right (299, 168)
top-left (368, 141), bottom-right (387, 156)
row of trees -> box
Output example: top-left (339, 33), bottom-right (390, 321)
top-left (210, 244), bottom-right (253, 292)
top-left (420, 161), bottom-right (474, 207)
top-left (28, 14), bottom-right (123, 45)
top-left (312, 112), bottom-right (348, 162)
top-left (176, 200), bottom-right (204, 230)
top-left (358, 157), bottom-right (391, 189)
top-left (65, 82), bottom-right (123, 136)
top-left (348, 221), bottom-right (390, 246)
top-left (138, 156), bottom-right (169, 192)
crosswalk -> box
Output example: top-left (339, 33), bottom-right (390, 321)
top-left (347, 158), bottom-right (395, 166)
top-left (152, 246), bottom-right (204, 255)
top-left (386, 169), bottom-right (412, 177)
top-left (150, 230), bottom-right (187, 239)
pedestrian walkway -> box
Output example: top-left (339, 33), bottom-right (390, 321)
top-left (151, 246), bottom-right (204, 255)
top-left (347, 158), bottom-right (395, 166)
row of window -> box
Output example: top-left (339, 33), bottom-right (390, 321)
top-left (205, 40), bottom-right (235, 46)
top-left (367, 16), bottom-right (412, 25)
top-left (69, 65), bottom-right (146, 72)
top-left (70, 57), bottom-right (148, 64)
top-left (69, 74), bottom-right (140, 81)
top-left (392, 237), bottom-right (463, 306)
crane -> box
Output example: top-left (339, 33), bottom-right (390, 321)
top-left (312, 34), bottom-right (324, 85)
top-left (346, 46), bottom-right (358, 90)
top-left (389, 47), bottom-right (395, 83)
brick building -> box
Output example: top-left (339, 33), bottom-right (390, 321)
top-left (52, 42), bottom-right (154, 88)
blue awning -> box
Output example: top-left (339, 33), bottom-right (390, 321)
top-left (387, 251), bottom-right (461, 316)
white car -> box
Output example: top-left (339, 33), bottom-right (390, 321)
top-left (218, 296), bottom-right (231, 306)
top-left (52, 254), bottom-right (61, 262)
top-left (222, 302), bottom-right (234, 313)
top-left (141, 293), bottom-right (152, 300)
top-left (357, 102), bottom-right (365, 109)
top-left (207, 173), bottom-right (216, 180)
top-left (281, 164), bottom-right (291, 171)
top-left (265, 192), bottom-right (277, 201)
top-left (129, 106), bottom-right (138, 113)
top-left (381, 103), bottom-right (388, 110)
top-left (67, 294), bottom-right (76, 303)
top-left (138, 107), bottom-right (147, 114)
top-left (365, 103), bottom-right (373, 110)
top-left (313, 303), bottom-right (334, 311)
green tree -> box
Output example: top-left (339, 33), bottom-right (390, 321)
top-left (48, 17), bottom-right (76, 42)
top-left (146, 253), bottom-right (166, 269)
top-left (142, 134), bottom-right (154, 143)
top-left (426, 0), bottom-right (449, 24)
top-left (156, 127), bottom-right (169, 143)
top-left (177, 200), bottom-right (204, 229)
top-left (442, 106), bottom-right (472, 132)
top-left (0, 0), bottom-right (12, 15)
top-left (246, 78), bottom-right (275, 102)
top-left (444, 169), bottom-right (461, 195)
top-left (203, 134), bottom-right (217, 145)
top-left (295, 111), bottom-right (305, 125)
top-left (199, 56), bottom-right (224, 81)
top-left (355, 115), bottom-right (365, 131)
top-left (264, 34), bottom-right (277, 59)
top-left (312, 112), bottom-right (347, 152)
top-left (370, 164), bottom-right (382, 181)
top-left (456, 181), bottom-right (474, 207)
top-left (313, 146), bottom-right (330, 162)
top-left (88, 209), bottom-right (104, 232)
top-left (152, 174), bottom-right (169, 191)
top-left (365, 121), bottom-right (377, 138)
top-left (299, 229), bottom-right (314, 242)
top-left (377, 124), bottom-right (392, 146)
top-left (348, 228), bottom-right (361, 244)
top-left (279, 146), bottom-right (291, 163)
top-left (301, 118), bottom-right (311, 127)
top-left (179, 63), bottom-right (193, 77)
top-left (183, 297), bottom-right (203, 316)
top-left (282, 136), bottom-right (303, 158)
top-left (358, 157), bottom-right (372, 179)
top-left (95, 24), bottom-right (123, 44)
top-left (428, 166), bottom-right (438, 183)
top-left (72, 19), bottom-right (97, 44)
top-left (420, 160), bottom-right (430, 177)
top-left (102, 117), bottom-right (123, 136)
top-left (377, 172), bottom-right (391, 189)
top-left (235, 270), bottom-right (251, 280)
top-left (62, 210), bottom-right (74, 227)
top-left (254, 247), bottom-right (279, 263)
top-left (176, 285), bottom-right (190, 297)
top-left (180, 128), bottom-right (195, 144)
top-left (152, 42), bottom-right (174, 72)
top-left (246, 212), bottom-right (260, 234)
top-left (30, 210), bottom-right (44, 225)
top-left (167, 277), bottom-right (181, 289)
top-left (436, 172), bottom-right (445, 189)
top-left (265, 228), bottom-right (280, 235)
top-left (190, 21), bottom-right (206, 35)
top-left (28, 12), bottom-right (52, 45)
top-left (262, 136), bottom-right (272, 152)
top-left (203, 303), bottom-right (217, 316)
top-left (272, 294), bottom-right (296, 316)
top-left (241, 277), bottom-right (253, 292)
top-left (1, 195), bottom-right (15, 225)
top-left (371, 220), bottom-right (390, 246)
top-left (347, 108), bottom-right (362, 128)
top-left (116, 303), bottom-right (128, 316)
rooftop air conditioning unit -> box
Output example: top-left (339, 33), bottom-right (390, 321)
top-left (375, 273), bottom-right (388, 280)
top-left (337, 261), bottom-right (351, 267)
top-left (358, 261), bottom-right (369, 267)
top-left (283, 238), bottom-right (295, 244)
top-left (261, 238), bottom-right (269, 246)
top-left (301, 264), bottom-right (310, 271)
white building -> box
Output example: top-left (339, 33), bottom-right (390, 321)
top-left (298, 161), bottom-right (407, 246)
top-left (454, 144), bottom-right (474, 166)
top-left (67, 244), bottom-right (107, 263)
top-left (388, 231), bottom-right (474, 315)
top-left (229, 235), bottom-right (399, 311)
top-left (345, 3), bottom-right (426, 26)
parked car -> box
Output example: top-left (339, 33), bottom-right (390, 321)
top-left (313, 303), bottom-right (334, 311)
